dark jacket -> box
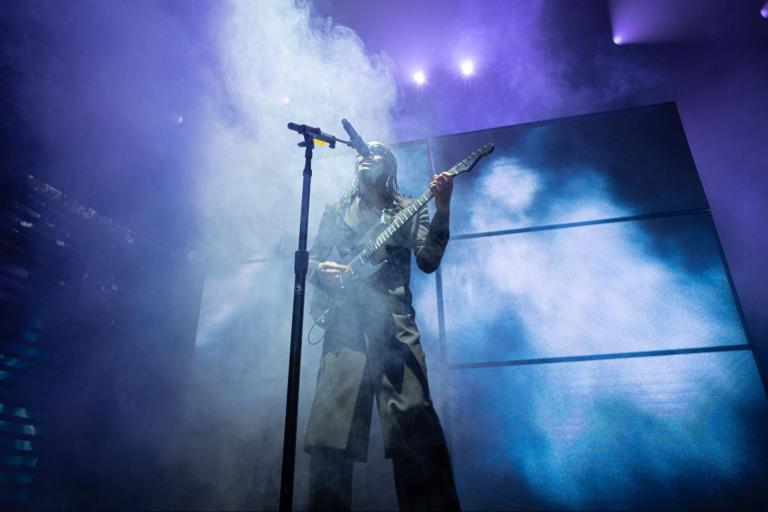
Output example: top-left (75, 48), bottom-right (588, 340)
top-left (308, 194), bottom-right (450, 316)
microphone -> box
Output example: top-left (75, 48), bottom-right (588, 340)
top-left (286, 122), bottom-right (339, 148)
top-left (341, 119), bottom-right (370, 157)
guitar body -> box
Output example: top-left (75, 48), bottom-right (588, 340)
top-left (309, 142), bottom-right (495, 331)
top-left (309, 223), bottom-right (390, 329)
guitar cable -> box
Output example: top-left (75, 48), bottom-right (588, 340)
top-left (307, 319), bottom-right (325, 345)
top-left (307, 308), bottom-right (340, 345)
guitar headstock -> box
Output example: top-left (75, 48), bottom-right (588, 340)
top-left (447, 143), bottom-right (495, 176)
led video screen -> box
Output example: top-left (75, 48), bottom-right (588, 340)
top-left (439, 213), bottom-right (746, 365)
top-left (447, 350), bottom-right (768, 510)
top-left (428, 103), bottom-right (766, 509)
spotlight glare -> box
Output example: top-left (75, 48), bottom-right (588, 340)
top-left (460, 59), bottom-right (475, 77)
top-left (613, 35), bottom-right (623, 45)
top-left (761, 7), bottom-right (768, 18)
top-left (413, 70), bottom-right (426, 85)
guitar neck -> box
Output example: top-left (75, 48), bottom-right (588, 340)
top-left (360, 188), bottom-right (434, 259)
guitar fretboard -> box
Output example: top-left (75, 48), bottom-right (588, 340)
top-left (362, 187), bottom-right (435, 258)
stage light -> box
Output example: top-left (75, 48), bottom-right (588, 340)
top-left (282, 96), bottom-right (291, 104)
top-left (613, 35), bottom-right (623, 45)
top-left (460, 60), bottom-right (475, 77)
top-left (413, 70), bottom-right (426, 86)
top-left (761, 5), bottom-right (768, 18)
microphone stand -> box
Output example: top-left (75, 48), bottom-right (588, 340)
top-left (280, 122), bottom-right (350, 512)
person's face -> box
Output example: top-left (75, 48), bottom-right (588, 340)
top-left (356, 153), bottom-right (389, 189)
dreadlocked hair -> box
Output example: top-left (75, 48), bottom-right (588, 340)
top-left (338, 171), bottom-right (406, 216)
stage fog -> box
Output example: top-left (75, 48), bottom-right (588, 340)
top-left (1, 0), bottom-right (767, 510)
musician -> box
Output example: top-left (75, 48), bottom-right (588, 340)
top-left (304, 141), bottom-right (460, 511)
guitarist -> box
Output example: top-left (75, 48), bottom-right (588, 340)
top-left (304, 140), bottom-right (460, 511)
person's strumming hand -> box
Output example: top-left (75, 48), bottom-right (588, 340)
top-left (317, 261), bottom-right (349, 287)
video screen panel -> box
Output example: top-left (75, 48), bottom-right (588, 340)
top-left (430, 103), bottom-right (709, 236)
top-left (440, 213), bottom-right (747, 364)
top-left (447, 351), bottom-right (768, 510)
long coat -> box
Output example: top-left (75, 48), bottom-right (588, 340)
top-left (304, 194), bottom-right (451, 462)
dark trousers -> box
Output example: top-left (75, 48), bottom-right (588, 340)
top-left (308, 444), bottom-right (461, 511)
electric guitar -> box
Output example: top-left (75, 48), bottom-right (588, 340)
top-left (310, 142), bottom-right (494, 329)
